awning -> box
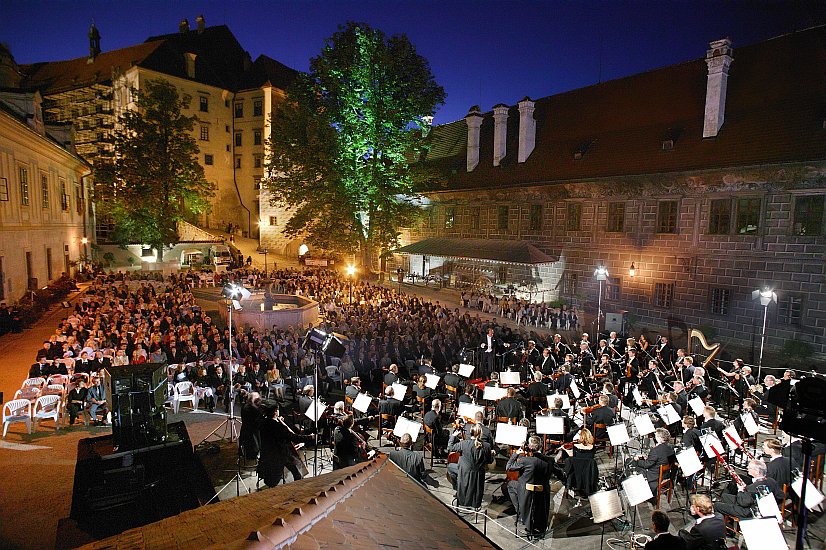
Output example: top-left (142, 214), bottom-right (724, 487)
top-left (394, 237), bottom-right (558, 265)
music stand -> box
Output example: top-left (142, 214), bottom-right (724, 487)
top-left (589, 489), bottom-right (624, 549)
top-left (622, 473), bottom-right (653, 544)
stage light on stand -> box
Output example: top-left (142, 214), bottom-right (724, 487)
top-left (594, 265), bottom-right (609, 337)
top-left (751, 286), bottom-right (777, 382)
top-left (346, 265), bottom-right (356, 304)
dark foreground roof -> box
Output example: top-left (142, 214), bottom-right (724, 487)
top-left (79, 455), bottom-right (497, 550)
top-left (396, 237), bottom-right (558, 265)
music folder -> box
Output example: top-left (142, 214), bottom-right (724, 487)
top-left (688, 396), bottom-right (705, 416)
top-left (483, 386), bottom-right (507, 401)
top-left (536, 415), bottom-right (564, 435)
top-left (607, 423), bottom-right (630, 446)
top-left (722, 425), bottom-right (743, 451)
top-left (547, 393), bottom-right (571, 410)
top-left (739, 518), bottom-right (788, 550)
top-left (495, 423), bottom-right (528, 447)
top-left (457, 402), bottom-right (485, 421)
top-left (424, 373), bottom-right (441, 389)
top-left (633, 414), bottom-right (655, 437)
top-left (741, 412), bottom-right (759, 436)
top-left (353, 392), bottom-right (372, 414)
top-left (304, 399), bottom-right (327, 421)
top-left (391, 383), bottom-right (408, 400)
top-left (622, 473), bottom-right (653, 506)
top-left (458, 364), bottom-right (475, 378)
top-left (393, 416), bottom-right (421, 442)
top-left (589, 489), bottom-right (624, 523)
top-left (676, 448), bottom-right (703, 476)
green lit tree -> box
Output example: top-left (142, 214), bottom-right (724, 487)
top-left (95, 79), bottom-right (214, 261)
top-left (266, 22), bottom-right (446, 268)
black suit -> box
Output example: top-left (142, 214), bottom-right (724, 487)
top-left (586, 406), bottom-right (614, 439)
top-left (679, 516), bottom-right (726, 550)
top-left (495, 397), bottom-right (523, 421)
top-left (634, 442), bottom-right (675, 492)
top-left (539, 355), bottom-right (556, 375)
top-left (682, 428), bottom-right (703, 455)
top-left (480, 334), bottom-right (502, 375)
top-left (715, 476), bottom-right (782, 518)
top-left (379, 397), bottom-right (403, 418)
top-left (645, 532), bottom-right (687, 550)
top-left (766, 455), bottom-right (794, 489)
top-left (506, 451), bottom-right (553, 533)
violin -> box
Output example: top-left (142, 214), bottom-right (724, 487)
top-left (580, 404), bottom-right (600, 415)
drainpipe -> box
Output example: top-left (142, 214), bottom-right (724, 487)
top-left (230, 91), bottom-right (252, 237)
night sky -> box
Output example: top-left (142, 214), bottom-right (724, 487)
top-left (2, 0), bottom-right (825, 123)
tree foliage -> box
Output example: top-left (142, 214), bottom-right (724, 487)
top-left (266, 22), bottom-right (446, 267)
top-left (94, 79), bottom-right (214, 261)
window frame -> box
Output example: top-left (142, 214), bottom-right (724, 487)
top-left (444, 206), bottom-right (456, 229)
top-left (710, 287), bottom-right (731, 316)
top-left (19, 166), bottom-right (29, 206)
top-left (566, 202), bottom-right (582, 231)
top-left (497, 206), bottom-right (509, 230)
top-left (470, 206), bottom-right (481, 230)
top-left (654, 282), bottom-right (674, 309)
top-left (253, 129), bottom-right (262, 146)
top-left (793, 195), bottom-right (825, 236)
top-left (607, 202), bottom-right (625, 233)
top-left (234, 102), bottom-right (244, 118)
top-left (656, 200), bottom-right (679, 234)
top-left (40, 173), bottom-right (49, 209)
top-left (234, 131), bottom-right (243, 147)
top-left (199, 96), bottom-right (209, 113)
top-left (0, 177), bottom-right (7, 201)
top-left (204, 154), bottom-right (214, 166)
top-left (253, 100), bottom-right (263, 117)
top-left (735, 197), bottom-right (761, 235)
top-left (529, 204), bottom-right (543, 231)
top-left (708, 198), bottom-right (732, 235)
top-left (777, 294), bottom-right (804, 326)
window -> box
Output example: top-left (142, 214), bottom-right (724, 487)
top-left (470, 207), bottom-right (480, 230)
top-left (40, 174), bottom-right (49, 209)
top-left (657, 200), bottom-right (678, 233)
top-left (444, 206), bottom-right (455, 229)
top-left (606, 202), bottom-right (625, 232)
top-left (606, 277), bottom-right (621, 301)
top-left (19, 167), bottom-right (29, 205)
top-left (95, 103), bottom-right (102, 114)
top-left (777, 294), bottom-right (804, 326)
top-left (253, 100), bottom-right (263, 117)
top-left (225, 125), bottom-right (230, 133)
top-left (0, 177), bottom-right (7, 201)
top-left (59, 178), bottom-right (68, 211)
top-left (235, 132), bottom-right (242, 147)
top-left (654, 282), bottom-right (674, 308)
top-left (710, 288), bottom-right (731, 315)
top-left (200, 125), bottom-right (209, 141)
top-left (254, 155), bottom-right (262, 168)
top-left (269, 216), bottom-right (277, 226)
top-left (530, 204), bottom-right (543, 231)
top-left (204, 154), bottom-right (214, 166)
top-left (497, 206), bottom-right (509, 230)
top-left (235, 156), bottom-right (242, 169)
top-left (254, 177), bottom-right (262, 190)
top-left (75, 181), bottom-right (83, 215)
top-left (708, 198), bottom-right (731, 234)
top-left (199, 96), bottom-right (209, 112)
top-left (253, 129), bottom-right (262, 146)
top-left (234, 102), bottom-right (244, 118)
top-left (566, 203), bottom-right (581, 231)
top-left (562, 272), bottom-right (578, 295)
top-left (793, 195), bottom-right (824, 236)
top-left (46, 248), bottom-right (53, 280)
top-left (426, 208), bottom-right (435, 228)
top-left (141, 247), bottom-right (153, 257)
top-left (736, 197), bottom-right (761, 234)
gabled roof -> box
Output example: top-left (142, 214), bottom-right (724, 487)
top-left (425, 25), bottom-right (826, 191)
top-left (396, 237), bottom-right (558, 265)
top-left (240, 54), bottom-right (298, 92)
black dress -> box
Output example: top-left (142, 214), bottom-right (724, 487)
top-left (565, 445), bottom-right (598, 495)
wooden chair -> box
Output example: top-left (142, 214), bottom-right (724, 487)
top-left (379, 413), bottom-right (397, 447)
top-left (344, 395), bottom-right (354, 413)
top-left (593, 423), bottom-right (613, 457)
top-left (423, 423), bottom-right (435, 469)
top-left (811, 455), bottom-right (824, 490)
top-left (723, 514), bottom-right (741, 537)
top-left (780, 483), bottom-right (796, 528)
top-left (655, 463), bottom-right (674, 509)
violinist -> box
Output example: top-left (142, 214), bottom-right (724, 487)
top-left (464, 411), bottom-right (496, 450)
top-left (495, 387), bottom-right (524, 423)
top-left (656, 336), bottom-right (673, 370)
top-left (389, 433), bottom-right (426, 483)
top-left (345, 376), bottom-right (362, 401)
top-left (383, 364), bottom-right (400, 386)
top-left (506, 436), bottom-right (554, 535)
top-left (551, 334), bottom-right (570, 365)
top-left (639, 359), bottom-right (660, 397)
top-left (379, 386), bottom-right (404, 417)
top-left (618, 348), bottom-right (640, 395)
top-left (257, 401), bottom-right (315, 486)
top-left (333, 414), bottom-right (363, 470)
top-left (577, 341), bottom-right (595, 378)
top-left (673, 381), bottom-right (689, 413)
top-left (443, 364), bottom-right (464, 392)
top-left (526, 371), bottom-right (550, 400)
top-left (633, 428), bottom-right (676, 494)
top-left (687, 375), bottom-right (708, 401)
top-left (601, 382), bottom-right (619, 409)
top-left (596, 339), bottom-right (610, 360)
top-left (681, 416), bottom-right (703, 455)
top-left (458, 384), bottom-right (475, 404)
top-left (586, 395), bottom-right (615, 440)
top-left (424, 399), bottom-right (449, 456)
top-left (524, 340), bottom-right (541, 369)
top-left (595, 353), bottom-right (613, 381)
top-left (548, 397), bottom-right (575, 442)
top-left (561, 428), bottom-right (598, 496)
top-left (607, 331), bottom-right (624, 356)
top-left (539, 347), bottom-right (556, 375)
top-left (551, 364), bottom-right (573, 395)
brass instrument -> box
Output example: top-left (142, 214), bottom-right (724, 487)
top-left (687, 328), bottom-right (721, 369)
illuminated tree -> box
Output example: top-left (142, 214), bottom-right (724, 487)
top-left (266, 22), bottom-right (445, 268)
top-left (95, 79), bottom-right (214, 261)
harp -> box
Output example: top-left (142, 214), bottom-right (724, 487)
top-left (687, 329), bottom-right (721, 369)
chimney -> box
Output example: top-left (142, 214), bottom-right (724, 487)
top-left (87, 22), bottom-right (101, 64)
top-left (492, 103), bottom-right (509, 166)
top-left (179, 19), bottom-right (190, 33)
top-left (517, 96), bottom-right (535, 163)
top-left (703, 38), bottom-right (733, 138)
top-left (465, 106), bottom-right (483, 172)
top-left (196, 14), bottom-right (206, 33)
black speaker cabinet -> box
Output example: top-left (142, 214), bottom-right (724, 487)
top-left (104, 363), bottom-right (168, 452)
top-left (105, 362), bottom-right (167, 409)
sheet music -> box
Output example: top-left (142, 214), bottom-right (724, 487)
top-left (657, 404), bottom-right (681, 426)
top-left (632, 387), bottom-right (643, 406)
top-left (483, 386), bottom-right (508, 401)
top-left (701, 433), bottom-right (724, 458)
top-left (353, 392), bottom-right (372, 414)
top-left (424, 373), bottom-right (441, 389)
top-left (607, 423), bottom-right (630, 446)
top-left (570, 379), bottom-right (581, 399)
top-left (739, 518), bottom-right (788, 550)
top-left (304, 399), bottom-right (327, 421)
top-left (458, 363), bottom-right (475, 378)
top-left (573, 412), bottom-right (584, 428)
top-left (722, 425), bottom-right (743, 451)
top-left (792, 476), bottom-right (826, 510)
top-left (589, 489), bottom-right (624, 523)
top-left (495, 423), bottom-right (528, 446)
top-left (391, 383), bottom-right (408, 400)
top-left (622, 473), bottom-right (653, 506)
top-left (757, 493), bottom-right (783, 523)
top-left (688, 396), bottom-right (705, 416)
top-left (392, 416), bottom-right (421, 442)
top-left (547, 393), bottom-right (570, 410)
top-left (457, 402), bottom-right (485, 421)
top-left (634, 414), bottom-right (656, 437)
top-left (536, 415), bottom-right (565, 435)
top-left (676, 448), bottom-right (703, 476)
top-left (742, 413), bottom-right (759, 436)
top-left (499, 371), bottom-right (520, 385)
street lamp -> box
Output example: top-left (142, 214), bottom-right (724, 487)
top-left (346, 265), bottom-right (356, 304)
top-left (261, 248), bottom-right (268, 274)
top-left (594, 265), bottom-right (609, 336)
top-left (80, 237), bottom-right (89, 272)
top-left (629, 262), bottom-right (636, 278)
top-left (752, 286), bottom-right (777, 381)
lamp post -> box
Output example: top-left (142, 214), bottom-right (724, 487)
top-left (594, 265), bottom-right (609, 337)
top-left (346, 265), bottom-right (356, 304)
top-left (81, 237), bottom-right (89, 272)
top-left (262, 248), bottom-right (268, 275)
top-left (752, 287), bottom-right (777, 381)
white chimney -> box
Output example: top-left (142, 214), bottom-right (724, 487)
top-left (465, 106), bottom-right (483, 172)
top-left (517, 96), bottom-right (535, 163)
top-left (703, 38), bottom-right (733, 138)
top-left (492, 104), bottom-right (509, 166)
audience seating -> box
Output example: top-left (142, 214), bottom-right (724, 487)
top-left (32, 395), bottom-right (61, 431)
top-left (173, 381), bottom-right (199, 413)
top-left (2, 399), bottom-right (32, 437)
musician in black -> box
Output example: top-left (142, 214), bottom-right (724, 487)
top-left (700, 406), bottom-right (725, 440)
top-left (333, 414), bottom-right (362, 470)
top-left (239, 391), bottom-right (262, 459)
top-left (646, 510), bottom-right (687, 550)
top-left (389, 433), bottom-right (425, 482)
top-left (480, 327), bottom-right (503, 376)
top-left (550, 334), bottom-right (569, 365)
top-left (345, 376), bottom-right (362, 400)
top-left (673, 381), bottom-right (689, 413)
top-left (639, 359), bottom-right (660, 398)
top-left (713, 459), bottom-right (782, 519)
top-left (633, 428), bottom-right (676, 494)
top-left (763, 438), bottom-right (795, 488)
top-left (577, 341), bottom-right (595, 378)
top-left (379, 386), bottom-right (404, 417)
top-left (443, 364), bottom-right (463, 393)
top-left (257, 401), bottom-right (314, 486)
top-left (595, 354), bottom-right (613, 381)
top-left (586, 395), bottom-right (615, 440)
top-left (538, 347), bottom-right (556, 375)
top-left (458, 384), bottom-right (475, 404)
top-left (548, 397), bottom-right (575, 442)
top-left (506, 436), bottom-right (553, 535)
top-left (383, 364), bottom-right (400, 386)
top-left (526, 371), bottom-right (549, 400)
top-left (524, 340), bottom-right (541, 369)
top-left (607, 331), bottom-right (624, 357)
top-left (551, 364), bottom-right (573, 395)
top-left (617, 348), bottom-right (640, 397)
top-left (681, 416), bottom-right (703, 455)
top-left (495, 387), bottom-right (524, 423)
top-left (679, 495), bottom-right (725, 550)
top-left (687, 375), bottom-right (708, 401)
top-left (655, 336), bottom-right (673, 370)
top-left (424, 399), bottom-right (449, 456)
top-left (601, 382), bottom-right (619, 409)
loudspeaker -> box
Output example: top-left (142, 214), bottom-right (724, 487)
top-left (105, 363), bottom-right (168, 452)
top-left (605, 311), bottom-right (628, 334)
top-left (323, 332), bottom-right (348, 359)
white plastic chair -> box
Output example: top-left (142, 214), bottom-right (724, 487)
top-left (47, 374), bottom-right (69, 387)
top-left (22, 377), bottom-right (46, 389)
top-left (173, 381), bottom-right (198, 413)
top-left (43, 384), bottom-right (65, 398)
top-left (3, 399), bottom-right (32, 437)
top-left (33, 395), bottom-right (61, 431)
top-left (14, 386), bottom-right (42, 401)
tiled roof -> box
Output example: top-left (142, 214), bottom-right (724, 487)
top-left (240, 55), bottom-right (298, 92)
top-left (425, 25), bottom-right (826, 191)
top-left (78, 455), bottom-right (497, 550)
top-left (395, 237), bottom-right (558, 265)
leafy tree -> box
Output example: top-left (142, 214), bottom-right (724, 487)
top-left (266, 22), bottom-right (446, 268)
top-left (95, 79), bottom-right (214, 261)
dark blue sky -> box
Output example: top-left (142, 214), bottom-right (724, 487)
top-left (2, 0), bottom-right (825, 123)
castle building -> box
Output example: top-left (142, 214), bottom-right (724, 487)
top-left (398, 28), bottom-right (826, 358)
top-left (14, 17), bottom-right (296, 242)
